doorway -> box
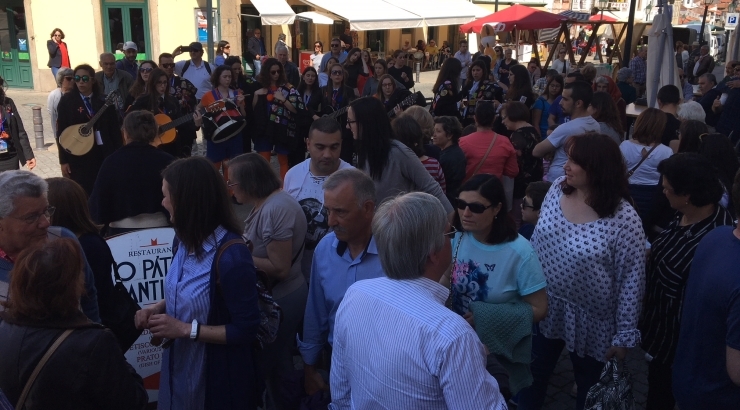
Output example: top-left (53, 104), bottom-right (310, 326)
top-left (102, 1), bottom-right (151, 61)
top-left (0, 4), bottom-right (32, 89)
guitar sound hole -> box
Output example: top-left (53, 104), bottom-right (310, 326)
top-left (80, 127), bottom-right (90, 136)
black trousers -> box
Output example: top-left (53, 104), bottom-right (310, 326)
top-left (647, 359), bottom-right (676, 410)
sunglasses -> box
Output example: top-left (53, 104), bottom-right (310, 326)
top-left (161, 63), bottom-right (175, 69)
top-left (223, 45), bottom-right (230, 49)
top-left (74, 75), bottom-right (91, 83)
top-left (331, 44), bottom-right (341, 47)
top-left (455, 199), bottom-right (494, 214)
top-left (270, 70), bottom-right (281, 75)
top-left (444, 225), bottom-right (458, 238)
top-left (139, 67), bottom-right (153, 73)
top-left (331, 70), bottom-right (343, 75)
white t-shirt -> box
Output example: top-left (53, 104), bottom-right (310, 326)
top-left (545, 116), bottom-right (601, 181)
top-left (311, 53), bottom-right (324, 71)
top-left (620, 140), bottom-right (673, 185)
top-left (283, 158), bottom-right (353, 281)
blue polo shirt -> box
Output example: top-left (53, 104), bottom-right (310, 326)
top-left (298, 232), bottom-right (384, 365)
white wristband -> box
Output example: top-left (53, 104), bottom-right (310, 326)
top-left (190, 319), bottom-right (199, 340)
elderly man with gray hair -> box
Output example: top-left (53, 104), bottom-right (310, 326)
top-left (329, 191), bottom-right (508, 409)
top-left (299, 168), bottom-right (384, 396)
top-left (47, 67), bottom-right (75, 136)
top-left (0, 170), bottom-right (100, 322)
top-left (95, 52), bottom-right (134, 112)
top-left (276, 44), bottom-right (300, 87)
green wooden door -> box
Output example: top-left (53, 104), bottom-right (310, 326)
top-left (0, 5), bottom-right (33, 89)
top-left (102, 1), bottom-right (151, 61)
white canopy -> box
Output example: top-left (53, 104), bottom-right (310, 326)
top-left (386, 0), bottom-right (488, 26)
top-left (250, 0), bottom-right (296, 25)
top-left (646, 9), bottom-right (680, 107)
top-left (299, 0), bottom-right (423, 30)
top-left (296, 11), bottom-right (336, 25)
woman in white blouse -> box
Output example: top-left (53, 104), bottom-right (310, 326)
top-left (550, 45), bottom-right (571, 75)
top-left (517, 133), bottom-right (646, 410)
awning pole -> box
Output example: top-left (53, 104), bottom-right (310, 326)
top-left (207, 0), bottom-right (215, 62)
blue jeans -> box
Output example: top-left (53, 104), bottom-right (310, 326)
top-left (253, 59), bottom-right (262, 76)
top-left (517, 325), bottom-right (605, 410)
top-left (51, 66), bottom-right (59, 79)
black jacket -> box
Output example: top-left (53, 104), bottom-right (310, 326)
top-left (0, 97), bottom-right (34, 166)
top-left (88, 141), bottom-right (174, 225)
top-left (0, 311), bottom-right (148, 410)
top-left (46, 40), bottom-right (67, 68)
top-left (296, 90), bottom-right (323, 140)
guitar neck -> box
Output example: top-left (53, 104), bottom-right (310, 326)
top-left (327, 106), bottom-right (349, 120)
top-left (85, 103), bottom-right (112, 128)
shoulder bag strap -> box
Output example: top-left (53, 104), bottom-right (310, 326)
top-left (215, 237), bottom-right (302, 287)
top-left (16, 329), bottom-right (74, 410)
top-left (627, 143), bottom-right (659, 177)
top-left (471, 133), bottom-right (499, 178)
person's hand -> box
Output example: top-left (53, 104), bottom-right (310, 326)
top-left (60, 163), bottom-right (71, 177)
top-left (148, 314), bottom-right (190, 340)
top-left (304, 365), bottom-right (329, 395)
top-left (605, 346), bottom-right (628, 361)
top-left (712, 96), bottom-right (722, 112)
top-left (728, 79), bottom-right (740, 89)
top-left (401, 72), bottom-right (409, 81)
top-left (393, 105), bottom-right (402, 116)
top-left (255, 88), bottom-right (268, 96)
top-left (463, 311), bottom-right (475, 328)
top-left (274, 92), bottom-right (286, 103)
top-left (134, 307), bottom-right (156, 330)
top-left (192, 110), bottom-right (203, 127)
top-left (25, 158), bottom-right (36, 170)
top-left (255, 54), bottom-right (261, 59)
top-left (312, 115), bottom-right (320, 120)
top-left (172, 46), bottom-right (183, 57)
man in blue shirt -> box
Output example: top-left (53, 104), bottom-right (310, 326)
top-left (672, 172), bottom-right (740, 409)
top-left (299, 168), bottom-right (384, 396)
top-left (0, 171), bottom-right (100, 322)
top-left (319, 38), bottom-right (348, 73)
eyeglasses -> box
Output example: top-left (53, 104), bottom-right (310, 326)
top-left (223, 45), bottom-right (230, 49)
top-left (270, 70), bottom-right (281, 75)
top-left (53, 34), bottom-right (61, 37)
top-left (161, 63), bottom-right (175, 69)
top-left (455, 199), bottom-right (493, 214)
top-left (331, 70), bottom-right (343, 75)
top-left (444, 225), bottom-right (458, 238)
top-left (63, 76), bottom-right (74, 82)
top-left (8, 206), bottom-right (56, 225)
top-left (331, 43), bottom-right (341, 48)
top-left (74, 75), bottom-right (91, 83)
top-left (346, 119), bottom-right (358, 125)
top-left (139, 67), bottom-right (153, 73)
top-left (521, 201), bottom-right (536, 210)
top-left (226, 180), bottom-right (239, 188)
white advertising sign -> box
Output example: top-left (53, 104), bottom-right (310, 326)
top-left (727, 13), bottom-right (739, 30)
top-left (107, 228), bottom-right (176, 404)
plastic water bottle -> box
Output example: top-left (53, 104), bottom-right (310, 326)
top-left (0, 139), bottom-right (7, 154)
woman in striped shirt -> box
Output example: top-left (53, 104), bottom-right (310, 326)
top-left (392, 116), bottom-right (446, 192)
top-left (639, 153), bottom-right (734, 410)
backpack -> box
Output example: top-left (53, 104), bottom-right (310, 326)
top-left (182, 60), bottom-right (212, 76)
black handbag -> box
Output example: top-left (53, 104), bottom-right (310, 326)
top-left (104, 264), bottom-right (144, 352)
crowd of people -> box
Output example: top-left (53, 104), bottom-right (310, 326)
top-left (0, 29), bottom-right (739, 410)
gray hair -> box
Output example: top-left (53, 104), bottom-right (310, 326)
top-left (323, 168), bottom-right (375, 207)
top-left (276, 45), bottom-right (288, 54)
top-left (617, 67), bottom-right (633, 82)
top-left (371, 192), bottom-right (447, 280)
top-left (677, 101), bottom-right (706, 123)
top-left (55, 67), bottom-right (74, 87)
top-left (99, 52), bottom-right (115, 62)
top-left (0, 171), bottom-right (48, 218)
top-left (594, 76), bottom-right (609, 85)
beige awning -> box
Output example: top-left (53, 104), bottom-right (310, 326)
top-left (299, 0), bottom-right (424, 30)
top-left (250, 0), bottom-right (296, 25)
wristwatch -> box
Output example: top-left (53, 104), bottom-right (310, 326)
top-left (190, 319), bottom-right (200, 341)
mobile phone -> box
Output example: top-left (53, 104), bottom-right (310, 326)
top-left (519, 96), bottom-right (527, 103)
top-left (180, 45), bottom-right (191, 53)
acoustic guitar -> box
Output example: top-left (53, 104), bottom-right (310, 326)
top-left (154, 100), bottom-right (226, 144)
top-left (322, 91), bottom-right (424, 120)
top-left (58, 92), bottom-right (119, 156)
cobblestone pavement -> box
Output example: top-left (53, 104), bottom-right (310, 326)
top-left (6, 63), bottom-right (724, 410)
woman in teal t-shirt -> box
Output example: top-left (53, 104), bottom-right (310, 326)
top-left (447, 174), bottom-right (548, 324)
top-left (531, 75), bottom-right (563, 140)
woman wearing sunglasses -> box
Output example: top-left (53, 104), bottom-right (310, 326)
top-left (444, 173), bottom-right (547, 396)
top-left (252, 58), bottom-right (304, 180)
top-left (517, 133), bottom-right (646, 410)
top-left (214, 40), bottom-right (230, 66)
top-left (551, 44), bottom-right (571, 75)
top-left (321, 63), bottom-right (356, 163)
top-left (124, 60), bottom-right (157, 112)
top-left (55, 64), bottom-right (123, 195)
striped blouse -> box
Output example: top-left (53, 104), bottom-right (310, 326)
top-left (639, 206), bottom-right (734, 364)
top-left (421, 156), bottom-right (447, 193)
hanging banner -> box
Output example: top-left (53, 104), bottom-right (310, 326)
top-left (107, 227), bottom-right (176, 404)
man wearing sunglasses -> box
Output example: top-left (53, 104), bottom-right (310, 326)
top-left (115, 41), bottom-right (139, 79)
top-left (95, 52), bottom-right (134, 113)
top-left (172, 42), bottom-right (212, 100)
top-left (319, 37), bottom-right (348, 73)
top-left (0, 170), bottom-right (100, 323)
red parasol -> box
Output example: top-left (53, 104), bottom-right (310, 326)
top-left (459, 5), bottom-right (567, 33)
top-left (588, 14), bottom-right (618, 22)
